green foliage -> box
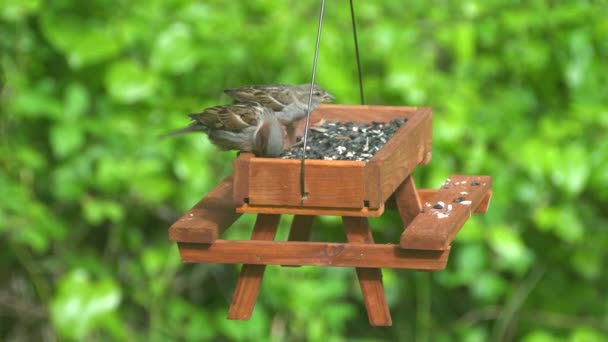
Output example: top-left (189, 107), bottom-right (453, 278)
top-left (1, 0), bottom-right (607, 340)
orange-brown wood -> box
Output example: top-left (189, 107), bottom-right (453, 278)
top-left (236, 203), bottom-right (384, 217)
top-left (247, 158), bottom-right (366, 208)
top-left (393, 175), bottom-right (422, 228)
top-left (282, 215), bottom-right (316, 267)
top-left (343, 216), bottom-right (392, 326)
top-left (169, 104), bottom-right (496, 327)
top-left (294, 104), bottom-right (419, 132)
top-left (366, 107), bottom-right (432, 209)
top-left (234, 106), bottom-right (433, 210)
top-left (178, 241), bottom-right (449, 270)
top-left (287, 215), bottom-right (315, 242)
top-left (387, 189), bottom-right (492, 214)
top-left (227, 214), bottom-right (280, 320)
top-left (400, 175), bottom-right (492, 250)
top-left (233, 153), bottom-right (254, 206)
top-left (169, 175), bottom-right (240, 243)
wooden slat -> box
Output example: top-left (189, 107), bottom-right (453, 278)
top-left (236, 203), bottom-right (384, 217)
top-left (393, 176), bottom-right (422, 228)
top-left (386, 189), bottom-right (492, 214)
top-left (169, 175), bottom-right (239, 243)
top-left (400, 175), bottom-right (492, 250)
top-left (297, 104), bottom-right (419, 128)
top-left (366, 107), bottom-right (432, 209)
top-left (178, 241), bottom-right (449, 270)
top-left (233, 153), bottom-right (254, 206)
top-left (343, 216), bottom-right (392, 326)
top-left (227, 214), bottom-right (280, 320)
top-left (248, 159), bottom-right (366, 208)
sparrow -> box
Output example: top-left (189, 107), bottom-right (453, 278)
top-left (224, 84), bottom-right (335, 145)
top-left (161, 102), bottom-right (284, 157)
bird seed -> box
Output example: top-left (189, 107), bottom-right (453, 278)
top-left (281, 118), bottom-right (407, 162)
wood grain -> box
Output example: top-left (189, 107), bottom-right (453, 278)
top-left (366, 107), bottom-right (432, 208)
top-left (283, 215), bottom-right (316, 267)
top-left (393, 176), bottom-right (422, 228)
top-left (235, 203), bottom-right (384, 217)
top-left (287, 215), bottom-right (315, 242)
top-left (400, 175), bottom-right (492, 250)
top-left (386, 189), bottom-right (492, 214)
top-left (227, 214), bottom-right (280, 320)
top-left (248, 158), bottom-right (366, 208)
top-left (169, 175), bottom-right (239, 243)
top-left (343, 216), bottom-right (392, 326)
top-left (178, 241), bottom-right (449, 270)
top-left (233, 153), bottom-right (254, 206)
top-left (297, 104), bottom-right (419, 128)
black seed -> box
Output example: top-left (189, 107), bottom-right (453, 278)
top-left (454, 197), bottom-right (466, 203)
top-left (433, 203), bottom-right (444, 209)
top-left (471, 181), bottom-right (480, 186)
top-left (281, 117), bottom-right (407, 162)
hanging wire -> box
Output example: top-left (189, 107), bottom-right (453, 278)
top-left (300, 0), bottom-right (326, 203)
top-left (349, 0), bottom-right (365, 105)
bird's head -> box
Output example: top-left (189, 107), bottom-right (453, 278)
top-left (295, 84), bottom-right (335, 106)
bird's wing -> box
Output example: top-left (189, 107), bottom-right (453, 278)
top-left (189, 103), bottom-right (260, 131)
top-left (224, 84), bottom-right (293, 111)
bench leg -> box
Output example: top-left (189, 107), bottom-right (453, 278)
top-left (227, 214), bottom-right (280, 320)
top-left (343, 216), bottom-right (392, 327)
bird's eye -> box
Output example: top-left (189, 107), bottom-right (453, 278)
top-left (314, 91), bottom-right (322, 96)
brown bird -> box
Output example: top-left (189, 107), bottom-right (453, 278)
top-left (224, 84), bottom-right (335, 145)
top-left (161, 102), bottom-right (284, 157)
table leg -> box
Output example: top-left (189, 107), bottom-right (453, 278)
top-left (282, 215), bottom-right (315, 267)
top-left (342, 216), bottom-right (392, 327)
top-left (227, 214), bottom-right (280, 320)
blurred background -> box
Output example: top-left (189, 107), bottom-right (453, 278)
top-left (1, 1), bottom-right (607, 341)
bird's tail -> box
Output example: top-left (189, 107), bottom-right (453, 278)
top-left (158, 123), bottom-right (207, 140)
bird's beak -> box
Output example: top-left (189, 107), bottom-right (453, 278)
top-left (322, 93), bottom-right (335, 103)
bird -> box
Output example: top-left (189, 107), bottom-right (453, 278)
top-left (223, 84), bottom-right (335, 145)
top-left (161, 102), bottom-right (285, 157)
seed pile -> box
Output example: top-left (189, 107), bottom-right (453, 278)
top-left (281, 118), bottom-right (407, 162)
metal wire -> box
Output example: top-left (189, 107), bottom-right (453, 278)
top-left (349, 0), bottom-right (365, 105)
top-left (300, 0), bottom-right (326, 203)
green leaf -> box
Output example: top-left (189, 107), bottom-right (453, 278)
top-left (0, 0), bottom-right (40, 21)
top-left (521, 330), bottom-right (561, 342)
top-left (49, 123), bottom-right (85, 158)
top-left (50, 269), bottom-right (123, 340)
top-left (105, 60), bottom-right (158, 103)
top-left (534, 205), bottom-right (584, 243)
top-left (151, 22), bottom-right (199, 74)
top-left (82, 198), bottom-right (124, 225)
top-left (488, 224), bottom-right (533, 274)
top-left (64, 83), bottom-right (90, 120)
top-left (549, 144), bottom-right (590, 196)
top-left (40, 12), bottom-right (123, 68)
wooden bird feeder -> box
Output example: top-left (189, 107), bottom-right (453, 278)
top-left (169, 104), bottom-right (492, 326)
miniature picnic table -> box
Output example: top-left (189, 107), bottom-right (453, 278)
top-left (168, 105), bottom-right (492, 326)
